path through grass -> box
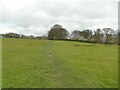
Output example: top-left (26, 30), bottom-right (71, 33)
top-left (2, 39), bottom-right (118, 88)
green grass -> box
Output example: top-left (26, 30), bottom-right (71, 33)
top-left (0, 39), bottom-right (2, 89)
top-left (2, 38), bottom-right (118, 88)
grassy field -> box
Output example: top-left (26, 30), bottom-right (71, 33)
top-left (2, 38), bottom-right (118, 88)
top-left (0, 39), bottom-right (2, 89)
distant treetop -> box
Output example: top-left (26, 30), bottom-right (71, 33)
top-left (51, 24), bottom-right (62, 30)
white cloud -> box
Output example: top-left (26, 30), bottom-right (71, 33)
top-left (0, 26), bottom-right (18, 34)
top-left (0, 0), bottom-right (119, 35)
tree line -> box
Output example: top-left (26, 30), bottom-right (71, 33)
top-left (48, 24), bottom-right (119, 45)
top-left (1, 24), bottom-right (120, 45)
top-left (70, 28), bottom-right (119, 44)
top-left (1, 33), bottom-right (47, 40)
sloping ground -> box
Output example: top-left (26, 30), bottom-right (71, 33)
top-left (2, 38), bottom-right (118, 88)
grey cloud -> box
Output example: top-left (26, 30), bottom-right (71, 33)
top-left (0, 0), bottom-right (118, 35)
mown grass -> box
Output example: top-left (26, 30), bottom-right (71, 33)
top-left (2, 38), bottom-right (118, 88)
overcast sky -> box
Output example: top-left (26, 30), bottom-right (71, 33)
top-left (0, 0), bottom-right (119, 35)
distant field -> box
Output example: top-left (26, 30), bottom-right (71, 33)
top-left (2, 38), bottom-right (118, 88)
